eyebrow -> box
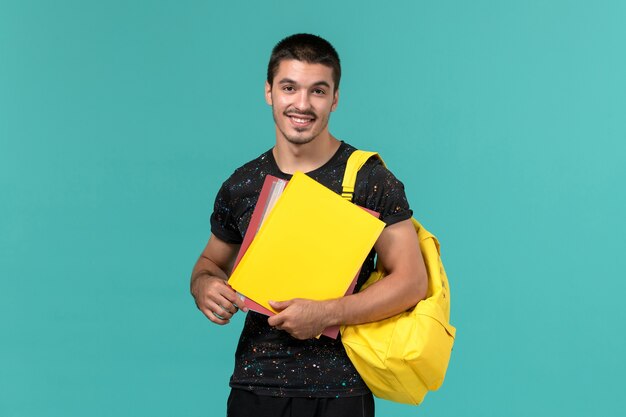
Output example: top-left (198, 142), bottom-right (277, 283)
top-left (278, 78), bottom-right (331, 88)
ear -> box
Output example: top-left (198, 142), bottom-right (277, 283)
top-left (331, 89), bottom-right (339, 112)
top-left (265, 81), bottom-right (273, 106)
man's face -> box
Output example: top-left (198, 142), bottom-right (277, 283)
top-left (265, 59), bottom-right (339, 145)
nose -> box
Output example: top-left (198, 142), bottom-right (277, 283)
top-left (294, 90), bottom-right (311, 111)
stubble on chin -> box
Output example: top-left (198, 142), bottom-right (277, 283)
top-left (282, 131), bottom-right (317, 145)
top-left (272, 111), bottom-right (313, 145)
top-left (272, 107), bottom-right (330, 146)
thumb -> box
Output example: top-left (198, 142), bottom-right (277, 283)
top-left (269, 299), bottom-right (292, 311)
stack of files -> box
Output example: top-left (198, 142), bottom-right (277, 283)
top-left (229, 171), bottom-right (384, 338)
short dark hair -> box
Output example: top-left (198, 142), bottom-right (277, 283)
top-left (267, 33), bottom-right (341, 91)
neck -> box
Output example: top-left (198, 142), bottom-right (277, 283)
top-left (273, 133), bottom-right (341, 175)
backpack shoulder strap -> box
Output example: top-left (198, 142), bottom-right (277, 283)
top-left (342, 150), bottom-right (385, 201)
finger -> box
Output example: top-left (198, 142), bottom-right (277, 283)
top-left (210, 311), bottom-right (230, 325)
top-left (206, 300), bottom-right (235, 321)
top-left (218, 298), bottom-right (239, 315)
top-left (233, 292), bottom-right (248, 312)
top-left (210, 280), bottom-right (245, 313)
top-left (267, 313), bottom-right (285, 328)
top-left (221, 289), bottom-right (248, 313)
top-left (204, 289), bottom-right (240, 316)
top-left (269, 299), bottom-right (292, 311)
top-left (201, 307), bottom-right (229, 325)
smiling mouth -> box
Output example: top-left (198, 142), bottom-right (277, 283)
top-left (285, 112), bottom-right (316, 127)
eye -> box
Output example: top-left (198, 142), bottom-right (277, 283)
top-left (312, 88), bottom-right (326, 95)
top-left (282, 85), bottom-right (295, 93)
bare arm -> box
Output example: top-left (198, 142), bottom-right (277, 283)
top-left (190, 234), bottom-right (247, 325)
top-left (268, 219), bottom-right (428, 339)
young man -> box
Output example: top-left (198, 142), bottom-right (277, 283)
top-left (191, 34), bottom-right (428, 417)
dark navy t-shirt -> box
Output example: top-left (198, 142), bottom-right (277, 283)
top-left (210, 142), bottom-right (412, 397)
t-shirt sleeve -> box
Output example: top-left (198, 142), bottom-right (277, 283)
top-left (209, 181), bottom-right (243, 244)
top-left (354, 159), bottom-right (413, 227)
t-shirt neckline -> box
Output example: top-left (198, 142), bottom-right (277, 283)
top-left (267, 141), bottom-right (347, 179)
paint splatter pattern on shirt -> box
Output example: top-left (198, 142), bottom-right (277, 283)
top-left (210, 142), bottom-right (412, 397)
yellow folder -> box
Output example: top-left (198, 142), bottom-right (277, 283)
top-left (228, 171), bottom-right (385, 314)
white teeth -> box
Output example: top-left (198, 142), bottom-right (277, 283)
top-left (292, 117), bottom-right (311, 123)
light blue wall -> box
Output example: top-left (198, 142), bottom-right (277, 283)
top-left (1, 1), bottom-right (624, 416)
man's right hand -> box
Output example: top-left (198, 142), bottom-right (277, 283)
top-left (191, 275), bottom-right (248, 325)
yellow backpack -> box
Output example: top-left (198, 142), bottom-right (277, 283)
top-left (340, 150), bottom-right (456, 405)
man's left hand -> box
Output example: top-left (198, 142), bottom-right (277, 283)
top-left (268, 299), bottom-right (332, 340)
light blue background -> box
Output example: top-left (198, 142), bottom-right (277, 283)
top-left (1, 1), bottom-right (625, 416)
